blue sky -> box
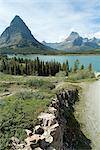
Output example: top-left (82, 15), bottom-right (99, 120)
top-left (0, 0), bottom-right (100, 42)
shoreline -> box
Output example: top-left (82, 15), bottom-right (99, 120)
top-left (6, 53), bottom-right (100, 56)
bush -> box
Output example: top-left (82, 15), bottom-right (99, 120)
top-left (68, 70), bottom-right (95, 81)
top-left (15, 91), bottom-right (33, 100)
top-left (15, 91), bottom-right (48, 100)
top-left (26, 79), bottom-right (55, 90)
top-left (56, 71), bottom-right (66, 77)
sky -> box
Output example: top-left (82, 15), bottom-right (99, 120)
top-left (0, 0), bottom-right (100, 42)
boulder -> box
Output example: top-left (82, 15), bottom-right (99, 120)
top-left (34, 147), bottom-right (43, 150)
top-left (48, 107), bottom-right (58, 117)
top-left (38, 113), bottom-right (56, 127)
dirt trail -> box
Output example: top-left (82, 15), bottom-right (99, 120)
top-left (75, 80), bottom-right (100, 150)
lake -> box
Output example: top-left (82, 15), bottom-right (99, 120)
top-left (7, 54), bottom-right (100, 72)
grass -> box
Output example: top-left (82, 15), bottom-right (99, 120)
top-left (0, 71), bottom-right (96, 150)
top-left (0, 74), bottom-right (57, 150)
top-left (0, 95), bottom-right (51, 150)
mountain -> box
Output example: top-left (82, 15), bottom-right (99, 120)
top-left (0, 16), bottom-right (100, 54)
top-left (43, 31), bottom-right (100, 53)
top-left (0, 15), bottom-right (54, 54)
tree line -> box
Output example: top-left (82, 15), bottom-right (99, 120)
top-left (0, 56), bottom-right (93, 76)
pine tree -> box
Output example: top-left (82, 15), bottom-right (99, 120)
top-left (80, 64), bottom-right (84, 70)
top-left (88, 64), bottom-right (92, 72)
top-left (66, 60), bottom-right (69, 76)
top-left (73, 59), bottom-right (80, 72)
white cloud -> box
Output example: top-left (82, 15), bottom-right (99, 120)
top-left (93, 32), bottom-right (100, 38)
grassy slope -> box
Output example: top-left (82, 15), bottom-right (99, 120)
top-left (0, 72), bottom-right (95, 150)
top-left (0, 73), bottom-right (79, 150)
top-left (0, 74), bottom-right (57, 150)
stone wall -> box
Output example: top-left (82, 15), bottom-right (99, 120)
top-left (11, 89), bottom-right (91, 150)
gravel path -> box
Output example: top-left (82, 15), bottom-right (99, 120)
top-left (75, 80), bottom-right (100, 150)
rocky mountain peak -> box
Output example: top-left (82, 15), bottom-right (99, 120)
top-left (70, 31), bottom-right (79, 36)
top-left (67, 31), bottom-right (80, 41)
top-left (0, 15), bottom-right (49, 51)
top-left (8, 15), bottom-right (34, 40)
top-left (10, 15), bottom-right (23, 26)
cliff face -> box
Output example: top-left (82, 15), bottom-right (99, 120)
top-left (11, 89), bottom-right (91, 150)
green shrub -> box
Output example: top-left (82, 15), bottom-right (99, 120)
top-left (15, 91), bottom-right (33, 100)
top-left (15, 91), bottom-right (48, 100)
top-left (26, 79), bottom-right (55, 90)
top-left (56, 71), bottom-right (66, 77)
top-left (68, 70), bottom-right (95, 81)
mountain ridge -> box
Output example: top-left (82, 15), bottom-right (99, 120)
top-left (42, 31), bottom-right (100, 53)
top-left (0, 15), bottom-right (100, 54)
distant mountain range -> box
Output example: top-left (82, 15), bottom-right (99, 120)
top-left (0, 15), bottom-right (100, 54)
top-left (42, 32), bottom-right (100, 53)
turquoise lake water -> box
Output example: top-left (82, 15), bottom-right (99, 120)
top-left (8, 55), bottom-right (100, 72)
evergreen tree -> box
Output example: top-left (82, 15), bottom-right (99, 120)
top-left (80, 64), bottom-right (84, 70)
top-left (66, 60), bottom-right (69, 76)
top-left (73, 59), bottom-right (80, 72)
top-left (88, 64), bottom-right (92, 72)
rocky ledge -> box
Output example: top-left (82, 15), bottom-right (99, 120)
top-left (11, 89), bottom-right (91, 150)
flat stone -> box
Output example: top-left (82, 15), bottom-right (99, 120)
top-left (25, 134), bottom-right (41, 145)
top-left (38, 113), bottom-right (56, 120)
top-left (48, 107), bottom-right (57, 114)
top-left (25, 129), bottom-right (32, 136)
top-left (38, 113), bottom-right (56, 127)
top-left (34, 147), bottom-right (43, 150)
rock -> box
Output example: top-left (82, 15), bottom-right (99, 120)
top-left (17, 143), bottom-right (25, 149)
top-left (22, 145), bottom-right (32, 150)
top-left (34, 147), bottom-right (43, 150)
top-left (25, 134), bottom-right (41, 145)
top-left (41, 131), bottom-right (53, 144)
top-left (38, 113), bottom-right (56, 127)
top-left (25, 129), bottom-right (33, 136)
top-left (11, 136), bottom-right (20, 144)
top-left (47, 146), bottom-right (56, 150)
top-left (48, 107), bottom-right (57, 117)
top-left (34, 125), bottom-right (44, 135)
top-left (11, 89), bottom-right (84, 150)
